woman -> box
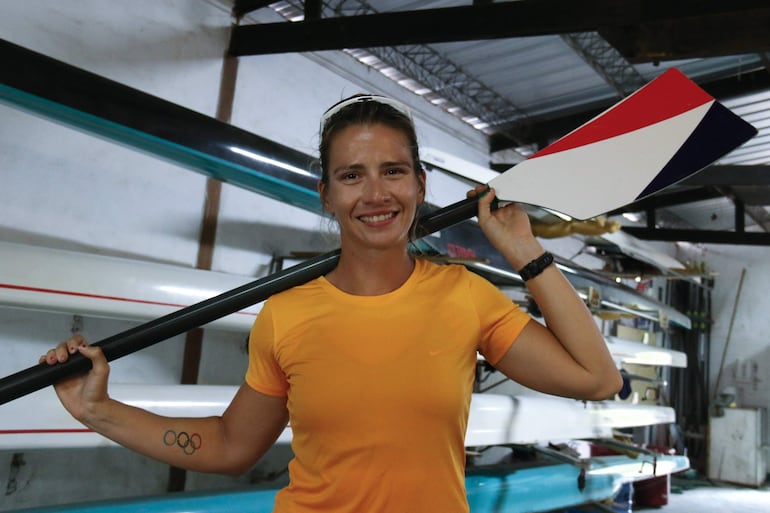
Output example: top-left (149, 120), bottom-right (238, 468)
top-left (43, 94), bottom-right (622, 512)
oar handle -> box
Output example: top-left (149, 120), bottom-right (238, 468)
top-left (0, 195), bottom-right (486, 405)
top-left (416, 195), bottom-right (480, 237)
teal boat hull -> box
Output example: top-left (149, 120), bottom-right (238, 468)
top-left (8, 454), bottom-right (689, 513)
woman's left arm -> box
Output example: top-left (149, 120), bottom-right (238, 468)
top-left (473, 186), bottom-right (622, 401)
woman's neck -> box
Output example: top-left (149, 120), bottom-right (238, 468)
top-left (325, 247), bottom-right (415, 296)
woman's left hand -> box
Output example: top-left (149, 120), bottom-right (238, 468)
top-left (468, 185), bottom-right (542, 268)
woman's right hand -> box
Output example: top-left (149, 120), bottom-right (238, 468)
top-left (39, 334), bottom-right (111, 423)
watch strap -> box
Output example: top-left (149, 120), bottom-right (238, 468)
top-left (518, 251), bottom-right (554, 281)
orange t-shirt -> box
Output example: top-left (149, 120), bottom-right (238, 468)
top-left (245, 258), bottom-right (530, 512)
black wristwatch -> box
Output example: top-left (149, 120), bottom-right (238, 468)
top-left (518, 252), bottom-right (554, 281)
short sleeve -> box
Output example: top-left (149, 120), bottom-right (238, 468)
top-left (469, 272), bottom-right (531, 365)
top-left (245, 299), bottom-right (289, 397)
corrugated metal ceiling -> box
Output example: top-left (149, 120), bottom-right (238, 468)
top-left (234, 0), bottom-right (770, 245)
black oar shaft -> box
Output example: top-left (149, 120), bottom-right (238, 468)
top-left (0, 250), bottom-right (340, 404)
top-left (0, 197), bottom-right (481, 405)
top-left (416, 196), bottom-right (480, 237)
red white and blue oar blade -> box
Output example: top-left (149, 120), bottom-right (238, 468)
top-left (489, 68), bottom-right (758, 220)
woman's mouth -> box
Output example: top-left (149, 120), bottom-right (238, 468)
top-left (358, 212), bottom-right (396, 223)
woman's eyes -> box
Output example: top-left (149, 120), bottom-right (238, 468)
top-left (337, 168), bottom-right (408, 182)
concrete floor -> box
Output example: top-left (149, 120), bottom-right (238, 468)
top-left (564, 477), bottom-right (770, 513)
top-left (652, 479), bottom-right (770, 513)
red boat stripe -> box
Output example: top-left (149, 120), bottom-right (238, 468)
top-left (0, 283), bottom-right (257, 317)
top-left (0, 428), bottom-right (93, 434)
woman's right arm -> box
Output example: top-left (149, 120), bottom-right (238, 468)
top-left (42, 335), bottom-right (289, 475)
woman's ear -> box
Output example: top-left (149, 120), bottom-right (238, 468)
top-left (318, 181), bottom-right (332, 214)
top-left (417, 170), bottom-right (426, 205)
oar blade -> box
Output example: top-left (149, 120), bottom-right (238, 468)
top-left (489, 68), bottom-right (758, 220)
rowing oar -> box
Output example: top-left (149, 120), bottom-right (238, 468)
top-left (0, 68), bottom-right (756, 405)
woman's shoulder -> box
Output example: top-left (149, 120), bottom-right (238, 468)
top-left (415, 257), bottom-right (500, 291)
top-left (266, 276), bottom-right (327, 306)
top-left (414, 256), bottom-right (473, 281)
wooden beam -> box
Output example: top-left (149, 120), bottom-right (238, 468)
top-left (601, 8), bottom-right (770, 62)
top-left (680, 165), bottom-right (770, 187)
top-left (230, 0), bottom-right (631, 55)
top-left (229, 0), bottom-right (770, 56)
top-left (623, 226), bottom-right (770, 245)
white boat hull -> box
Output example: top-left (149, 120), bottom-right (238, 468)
top-left (0, 241), bottom-right (687, 367)
top-left (0, 384), bottom-right (675, 450)
top-left (605, 336), bottom-right (687, 368)
top-left (0, 241), bottom-right (260, 332)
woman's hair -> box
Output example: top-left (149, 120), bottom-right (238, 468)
top-left (317, 94), bottom-right (426, 241)
top-left (318, 94), bottom-right (424, 188)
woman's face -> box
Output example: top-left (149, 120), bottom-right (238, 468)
top-left (319, 123), bottom-right (425, 252)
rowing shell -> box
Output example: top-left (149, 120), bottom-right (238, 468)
top-left (1, 452), bottom-right (690, 513)
top-left (0, 241), bottom-right (259, 332)
top-left (0, 241), bottom-right (687, 367)
top-left (0, 384), bottom-right (675, 450)
top-left (604, 336), bottom-right (686, 368)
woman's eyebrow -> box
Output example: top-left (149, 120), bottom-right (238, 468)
top-left (331, 163), bottom-right (366, 175)
top-left (331, 160), bottom-right (412, 174)
top-left (380, 160), bottom-right (413, 169)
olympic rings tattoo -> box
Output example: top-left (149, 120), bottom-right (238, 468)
top-left (163, 429), bottom-right (202, 455)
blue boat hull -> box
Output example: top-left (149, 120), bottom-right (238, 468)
top-left (9, 453), bottom-right (689, 513)
top-left (9, 469), bottom-right (611, 513)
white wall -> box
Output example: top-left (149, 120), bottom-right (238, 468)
top-left (676, 242), bottom-right (770, 448)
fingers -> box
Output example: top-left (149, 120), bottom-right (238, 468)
top-left (40, 334), bottom-right (89, 365)
top-left (471, 186), bottom-right (496, 223)
top-left (466, 184), bottom-right (488, 198)
top-left (79, 344), bottom-right (109, 376)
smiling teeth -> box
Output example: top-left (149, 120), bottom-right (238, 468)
top-left (360, 213), bottom-right (395, 223)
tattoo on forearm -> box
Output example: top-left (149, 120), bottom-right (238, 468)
top-left (163, 429), bottom-right (202, 455)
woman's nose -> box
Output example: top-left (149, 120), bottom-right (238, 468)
top-left (362, 176), bottom-right (390, 202)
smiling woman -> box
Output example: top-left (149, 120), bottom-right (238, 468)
top-left (42, 93), bottom-right (622, 513)
top-left (315, 95), bottom-right (428, 296)
top-left (319, 122), bottom-right (425, 293)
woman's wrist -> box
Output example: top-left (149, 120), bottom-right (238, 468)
top-left (501, 238), bottom-right (545, 270)
top-left (80, 397), bottom-right (115, 428)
